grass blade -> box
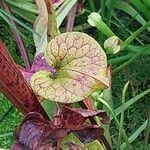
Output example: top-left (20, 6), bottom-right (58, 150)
top-left (92, 93), bottom-right (133, 150)
top-left (121, 120), bottom-right (148, 149)
top-left (118, 82), bottom-right (129, 149)
top-left (0, 8), bottom-right (39, 36)
top-left (114, 89), bottom-right (150, 116)
top-left (112, 0), bottom-right (150, 31)
top-left (131, 0), bottom-right (150, 20)
top-left (143, 110), bottom-right (150, 150)
top-left (56, 0), bottom-right (77, 27)
top-left (5, 0), bottom-right (38, 14)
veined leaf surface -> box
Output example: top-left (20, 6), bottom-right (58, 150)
top-left (31, 32), bottom-right (109, 103)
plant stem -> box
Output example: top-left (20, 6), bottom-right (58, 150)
top-left (88, 0), bottom-right (96, 12)
top-left (45, 0), bottom-right (59, 40)
top-left (108, 53), bottom-right (134, 65)
top-left (106, 0), bottom-right (112, 27)
top-left (118, 82), bottom-right (129, 149)
top-left (1, 2), bottom-right (30, 69)
top-left (66, 2), bottom-right (77, 32)
top-left (0, 40), bottom-right (49, 119)
top-left (112, 47), bottom-right (149, 74)
top-left (143, 110), bottom-right (150, 150)
top-left (121, 21), bottom-right (150, 50)
top-left (100, 0), bottom-right (105, 20)
top-left (94, 95), bottom-right (133, 150)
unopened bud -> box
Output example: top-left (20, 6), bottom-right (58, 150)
top-left (104, 36), bottom-right (121, 54)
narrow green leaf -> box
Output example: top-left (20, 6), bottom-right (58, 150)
top-left (92, 93), bottom-right (132, 149)
top-left (121, 21), bottom-right (150, 49)
top-left (0, 8), bottom-right (39, 36)
top-left (113, 47), bottom-right (150, 74)
top-left (0, 11), bottom-right (25, 38)
top-left (121, 120), bottom-right (148, 149)
top-left (118, 82), bottom-right (129, 149)
top-left (131, 0), bottom-right (150, 20)
top-left (10, 5), bottom-right (37, 23)
top-left (56, 0), bottom-right (77, 27)
top-left (5, 0), bottom-right (38, 14)
top-left (112, 0), bottom-right (150, 31)
top-left (114, 89), bottom-right (150, 116)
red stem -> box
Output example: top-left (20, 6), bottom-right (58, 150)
top-left (0, 40), bottom-right (49, 119)
top-left (2, 2), bottom-right (31, 69)
top-left (66, 2), bottom-right (77, 32)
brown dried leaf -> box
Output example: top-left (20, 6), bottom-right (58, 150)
top-left (61, 106), bottom-right (109, 129)
top-left (12, 112), bottom-right (57, 150)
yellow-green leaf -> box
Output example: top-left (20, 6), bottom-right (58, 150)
top-left (31, 32), bottom-right (109, 103)
top-left (85, 140), bottom-right (106, 150)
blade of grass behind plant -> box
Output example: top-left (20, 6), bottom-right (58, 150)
top-left (120, 21), bottom-right (150, 49)
top-left (131, 0), bottom-right (150, 20)
top-left (114, 88), bottom-right (150, 117)
top-left (92, 93), bottom-right (133, 150)
top-left (143, 110), bottom-right (150, 150)
top-left (10, 5), bottom-right (37, 23)
top-left (108, 53), bottom-right (135, 65)
top-left (88, 0), bottom-right (96, 12)
top-left (0, 11), bottom-right (26, 39)
top-left (5, 0), bottom-right (38, 15)
top-left (56, 0), bottom-right (77, 27)
top-left (113, 46), bottom-right (150, 74)
top-left (118, 82), bottom-right (129, 149)
top-left (0, 8), bottom-right (40, 36)
top-left (121, 120), bottom-right (148, 149)
top-left (112, 0), bottom-right (150, 31)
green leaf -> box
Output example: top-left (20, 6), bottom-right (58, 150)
top-left (112, 0), bottom-right (150, 31)
top-left (41, 99), bottom-right (57, 119)
top-left (0, 8), bottom-right (39, 36)
top-left (61, 133), bottom-right (84, 150)
top-left (131, 0), bottom-right (150, 20)
top-left (33, 0), bottom-right (48, 56)
top-left (0, 11), bottom-right (26, 39)
top-left (118, 82), bottom-right (129, 149)
top-left (56, 0), bottom-right (77, 27)
top-left (5, 0), bottom-right (38, 14)
top-left (121, 120), bottom-right (148, 149)
top-left (114, 89), bottom-right (150, 116)
top-left (10, 5), bottom-right (37, 23)
top-left (85, 140), bottom-right (105, 150)
top-left (31, 32), bottom-right (109, 103)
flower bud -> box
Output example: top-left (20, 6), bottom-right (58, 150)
top-left (104, 36), bottom-right (121, 54)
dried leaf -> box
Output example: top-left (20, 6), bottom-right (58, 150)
top-left (31, 32), bottom-right (109, 103)
top-left (12, 106), bottom-right (110, 149)
top-left (61, 106), bottom-right (109, 129)
top-left (12, 112), bottom-right (59, 150)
